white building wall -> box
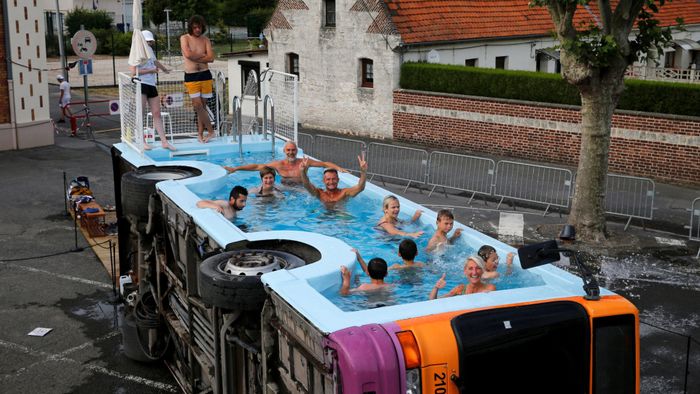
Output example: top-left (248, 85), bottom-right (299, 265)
top-left (39, 0), bottom-right (127, 29)
top-left (402, 37), bottom-right (559, 71)
top-left (266, 0), bottom-right (401, 138)
top-left (6, 0), bottom-right (53, 148)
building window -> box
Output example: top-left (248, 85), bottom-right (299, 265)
top-left (495, 56), bottom-right (508, 69)
top-left (324, 0), bottom-right (336, 27)
top-left (465, 58), bottom-right (478, 67)
top-left (360, 58), bottom-right (373, 88)
top-left (287, 53), bottom-right (300, 79)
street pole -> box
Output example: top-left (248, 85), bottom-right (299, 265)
top-left (55, 0), bottom-right (67, 81)
top-left (164, 9), bottom-right (171, 54)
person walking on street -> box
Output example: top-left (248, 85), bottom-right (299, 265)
top-left (129, 30), bottom-right (176, 151)
top-left (57, 75), bottom-right (71, 123)
top-left (180, 15), bottom-right (215, 143)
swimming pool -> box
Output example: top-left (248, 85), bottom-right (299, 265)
top-left (168, 150), bottom-right (545, 311)
top-left (116, 135), bottom-right (616, 333)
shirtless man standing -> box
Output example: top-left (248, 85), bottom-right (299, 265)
top-left (300, 153), bottom-right (367, 205)
top-left (180, 15), bottom-right (215, 143)
top-left (224, 141), bottom-right (346, 184)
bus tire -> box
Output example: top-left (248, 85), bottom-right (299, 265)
top-left (198, 252), bottom-right (267, 311)
top-left (121, 166), bottom-right (199, 226)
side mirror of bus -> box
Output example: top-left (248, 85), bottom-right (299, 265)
top-left (518, 240), bottom-right (560, 269)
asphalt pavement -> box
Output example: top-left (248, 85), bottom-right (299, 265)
top-left (0, 83), bottom-right (698, 393)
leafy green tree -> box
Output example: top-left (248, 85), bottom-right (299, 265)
top-left (221, 0), bottom-right (275, 26)
top-left (531, 0), bottom-right (676, 242)
top-left (65, 8), bottom-right (113, 36)
top-left (170, 0), bottom-right (217, 27)
top-left (144, 0), bottom-right (170, 27)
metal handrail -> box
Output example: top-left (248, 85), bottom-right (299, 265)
top-left (263, 95), bottom-right (276, 153)
top-left (232, 96), bottom-right (242, 157)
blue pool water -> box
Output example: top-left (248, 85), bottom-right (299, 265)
top-left (171, 151), bottom-right (545, 311)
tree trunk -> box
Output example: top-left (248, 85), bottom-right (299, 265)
top-left (568, 82), bottom-right (618, 242)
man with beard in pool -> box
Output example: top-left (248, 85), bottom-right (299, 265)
top-left (223, 141), bottom-right (346, 184)
top-left (196, 185), bottom-right (248, 219)
top-left (299, 152), bottom-right (367, 204)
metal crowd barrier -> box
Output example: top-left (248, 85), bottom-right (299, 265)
top-left (494, 161), bottom-right (573, 215)
top-left (297, 133), bottom-right (315, 158)
top-left (688, 197), bottom-right (700, 258)
top-left (427, 152), bottom-right (495, 204)
top-left (605, 174), bottom-right (655, 230)
top-left (366, 143), bottom-right (428, 192)
top-left (313, 135), bottom-right (367, 173)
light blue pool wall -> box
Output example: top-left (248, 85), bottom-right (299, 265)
top-left (115, 136), bottom-right (615, 334)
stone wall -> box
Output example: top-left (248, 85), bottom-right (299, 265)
top-left (393, 89), bottom-right (700, 186)
top-left (266, 0), bottom-right (401, 138)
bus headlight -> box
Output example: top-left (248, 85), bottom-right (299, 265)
top-left (406, 368), bottom-right (421, 394)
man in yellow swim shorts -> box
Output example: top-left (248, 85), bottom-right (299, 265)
top-left (180, 15), bottom-right (215, 143)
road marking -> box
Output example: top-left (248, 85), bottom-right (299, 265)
top-left (654, 236), bottom-right (686, 247)
top-left (0, 337), bottom-right (177, 391)
top-left (0, 262), bottom-right (112, 289)
top-left (498, 212), bottom-right (524, 244)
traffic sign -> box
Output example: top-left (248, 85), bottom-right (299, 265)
top-left (78, 59), bottom-right (93, 75)
top-left (109, 100), bottom-right (120, 115)
top-left (71, 30), bottom-right (97, 59)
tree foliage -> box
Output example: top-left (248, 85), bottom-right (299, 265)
top-left (529, 0), bottom-right (678, 241)
top-left (144, 0), bottom-right (170, 26)
top-left (65, 8), bottom-right (113, 36)
top-left (221, 0), bottom-right (276, 26)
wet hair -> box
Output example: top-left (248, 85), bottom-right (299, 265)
top-left (382, 195), bottom-right (399, 211)
top-left (323, 168), bottom-right (338, 176)
top-left (465, 255), bottom-right (486, 271)
top-left (259, 166), bottom-right (276, 179)
top-left (477, 245), bottom-right (496, 262)
top-left (367, 258), bottom-right (388, 280)
top-left (436, 209), bottom-right (454, 221)
top-left (229, 185), bottom-right (248, 200)
top-left (187, 15), bottom-right (207, 35)
top-left (398, 239), bottom-right (418, 260)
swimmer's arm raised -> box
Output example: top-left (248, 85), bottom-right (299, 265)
top-left (339, 266), bottom-right (352, 295)
top-left (351, 248), bottom-right (369, 275)
top-left (429, 273), bottom-right (447, 300)
top-left (343, 154), bottom-right (367, 198)
top-left (449, 228), bottom-right (463, 243)
top-left (300, 159), bottom-right (321, 198)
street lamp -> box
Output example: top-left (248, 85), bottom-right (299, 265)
top-left (164, 9), bottom-right (171, 54)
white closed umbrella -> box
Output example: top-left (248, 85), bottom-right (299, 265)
top-left (127, 0), bottom-right (152, 67)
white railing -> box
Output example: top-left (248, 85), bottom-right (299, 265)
top-left (625, 65), bottom-right (700, 83)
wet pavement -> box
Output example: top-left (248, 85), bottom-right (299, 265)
top-left (0, 84), bottom-right (698, 393)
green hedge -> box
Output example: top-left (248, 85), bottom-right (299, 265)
top-left (400, 62), bottom-right (700, 117)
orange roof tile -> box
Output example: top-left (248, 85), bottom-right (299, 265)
top-left (383, 0), bottom-right (700, 45)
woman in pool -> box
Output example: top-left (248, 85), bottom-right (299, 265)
top-left (477, 245), bottom-right (515, 281)
top-left (429, 255), bottom-right (495, 299)
top-left (376, 195), bottom-right (423, 238)
top-left (248, 166), bottom-right (283, 198)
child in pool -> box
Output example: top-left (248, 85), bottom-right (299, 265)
top-left (389, 239), bottom-right (425, 270)
top-left (477, 245), bottom-right (515, 281)
top-left (426, 209), bottom-right (462, 252)
top-left (429, 255), bottom-right (495, 299)
top-left (376, 195), bottom-right (423, 238)
top-left (340, 257), bottom-right (391, 295)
